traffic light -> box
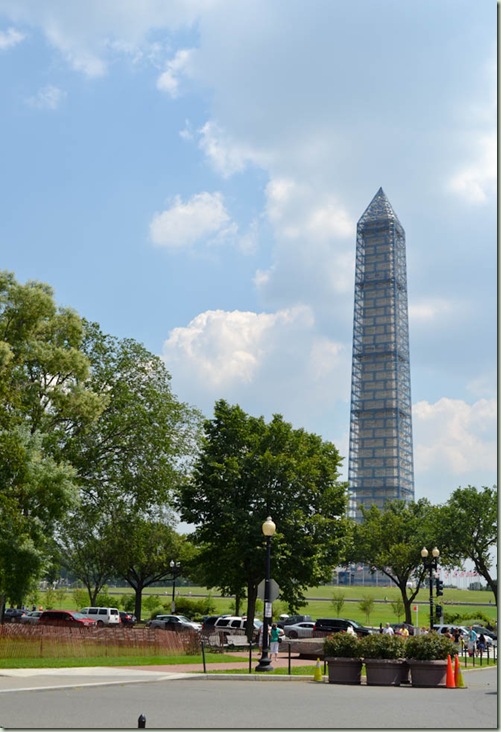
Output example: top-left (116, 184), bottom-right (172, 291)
top-left (435, 604), bottom-right (442, 621)
top-left (435, 578), bottom-right (444, 597)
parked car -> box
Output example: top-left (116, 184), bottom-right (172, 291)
top-left (20, 610), bottom-right (43, 624)
top-left (283, 621), bottom-right (315, 639)
top-left (312, 618), bottom-right (373, 638)
top-left (38, 610), bottom-right (97, 627)
top-left (277, 614), bottom-right (313, 630)
top-left (213, 615), bottom-right (263, 642)
top-left (79, 607), bottom-right (121, 626)
top-left (146, 614), bottom-right (201, 632)
top-left (3, 608), bottom-right (26, 623)
top-left (119, 611), bottom-right (136, 627)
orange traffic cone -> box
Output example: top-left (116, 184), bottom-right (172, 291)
top-left (446, 654), bottom-right (456, 688)
top-left (454, 654), bottom-right (466, 688)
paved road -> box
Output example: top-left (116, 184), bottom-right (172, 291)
top-left (0, 666), bottom-right (496, 729)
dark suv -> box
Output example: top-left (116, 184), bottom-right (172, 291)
top-left (312, 618), bottom-right (372, 638)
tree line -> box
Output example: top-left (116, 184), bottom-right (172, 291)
top-left (0, 271), bottom-right (496, 629)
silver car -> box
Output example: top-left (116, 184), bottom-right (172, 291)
top-left (283, 621), bottom-right (315, 639)
top-left (20, 610), bottom-right (42, 624)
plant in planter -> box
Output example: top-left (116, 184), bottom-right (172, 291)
top-left (359, 633), bottom-right (407, 686)
top-left (324, 632), bottom-right (363, 685)
top-left (405, 632), bottom-right (458, 687)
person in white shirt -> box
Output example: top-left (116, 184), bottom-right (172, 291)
top-left (382, 623), bottom-right (394, 635)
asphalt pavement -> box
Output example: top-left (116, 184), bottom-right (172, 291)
top-left (0, 664), bottom-right (496, 729)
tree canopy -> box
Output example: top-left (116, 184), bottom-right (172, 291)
top-left (177, 399), bottom-right (351, 636)
top-left (56, 322), bottom-right (203, 609)
top-left (0, 273), bottom-right (104, 605)
top-left (437, 485), bottom-right (497, 603)
top-left (348, 499), bottom-right (440, 624)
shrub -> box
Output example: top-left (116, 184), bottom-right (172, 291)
top-left (143, 594), bottom-right (161, 613)
top-left (324, 632), bottom-right (362, 659)
top-left (360, 633), bottom-right (405, 659)
top-left (120, 594), bottom-right (135, 612)
top-left (405, 632), bottom-right (457, 660)
top-left (72, 588), bottom-right (89, 609)
top-left (95, 588), bottom-right (116, 607)
top-left (168, 596), bottom-right (216, 619)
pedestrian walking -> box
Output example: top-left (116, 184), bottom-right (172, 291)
top-left (467, 627), bottom-right (477, 657)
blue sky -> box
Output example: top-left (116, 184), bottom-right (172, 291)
top-left (0, 0), bottom-right (496, 510)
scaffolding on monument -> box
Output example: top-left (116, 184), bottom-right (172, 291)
top-left (348, 188), bottom-right (415, 521)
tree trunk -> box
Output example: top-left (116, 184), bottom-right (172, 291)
top-left (133, 583), bottom-right (144, 622)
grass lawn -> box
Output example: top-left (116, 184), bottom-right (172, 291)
top-left (0, 652), bottom-right (244, 669)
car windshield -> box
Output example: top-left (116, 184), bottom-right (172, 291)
top-left (254, 619), bottom-right (263, 628)
top-left (72, 613), bottom-right (86, 619)
top-left (177, 616), bottom-right (191, 623)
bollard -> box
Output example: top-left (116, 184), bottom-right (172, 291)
top-left (138, 714), bottom-right (146, 728)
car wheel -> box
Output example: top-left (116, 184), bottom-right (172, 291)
top-left (288, 630), bottom-right (298, 639)
top-left (97, 620), bottom-right (105, 627)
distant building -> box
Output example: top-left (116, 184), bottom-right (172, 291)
top-left (348, 188), bottom-right (415, 521)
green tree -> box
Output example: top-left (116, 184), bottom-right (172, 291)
top-left (0, 272), bottom-right (104, 609)
top-left (358, 595), bottom-right (375, 625)
top-left (178, 400), bottom-right (351, 640)
top-left (58, 509), bottom-right (116, 605)
top-left (330, 590), bottom-right (346, 615)
top-left (108, 516), bottom-right (187, 621)
top-left (437, 485), bottom-right (497, 604)
top-left (58, 324), bottom-right (203, 603)
top-left (65, 321), bottom-right (202, 511)
top-left (348, 499), bottom-right (440, 624)
top-left (390, 597), bottom-right (405, 622)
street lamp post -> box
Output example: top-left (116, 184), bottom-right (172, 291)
top-left (256, 517), bottom-right (276, 673)
top-left (421, 547), bottom-right (440, 631)
top-left (170, 560), bottom-right (181, 613)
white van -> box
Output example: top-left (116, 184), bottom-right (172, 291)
top-left (80, 607), bottom-right (121, 626)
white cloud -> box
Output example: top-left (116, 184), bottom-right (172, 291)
top-left (157, 48), bottom-right (193, 98)
top-left (413, 397), bottom-right (497, 477)
top-left (254, 176), bottom-right (356, 317)
top-left (150, 191), bottom-right (237, 249)
top-left (265, 177), bottom-right (354, 242)
top-left (197, 121), bottom-right (266, 178)
top-left (162, 306), bottom-right (349, 427)
top-left (0, 26), bottom-right (24, 50)
top-left (448, 134), bottom-right (496, 204)
top-left (0, 0), bottom-right (206, 76)
top-left (409, 298), bottom-right (454, 323)
top-left (26, 85), bottom-right (66, 110)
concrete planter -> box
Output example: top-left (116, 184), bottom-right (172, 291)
top-left (326, 657), bottom-right (363, 685)
top-left (407, 659), bottom-right (448, 687)
top-left (364, 658), bottom-right (406, 686)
